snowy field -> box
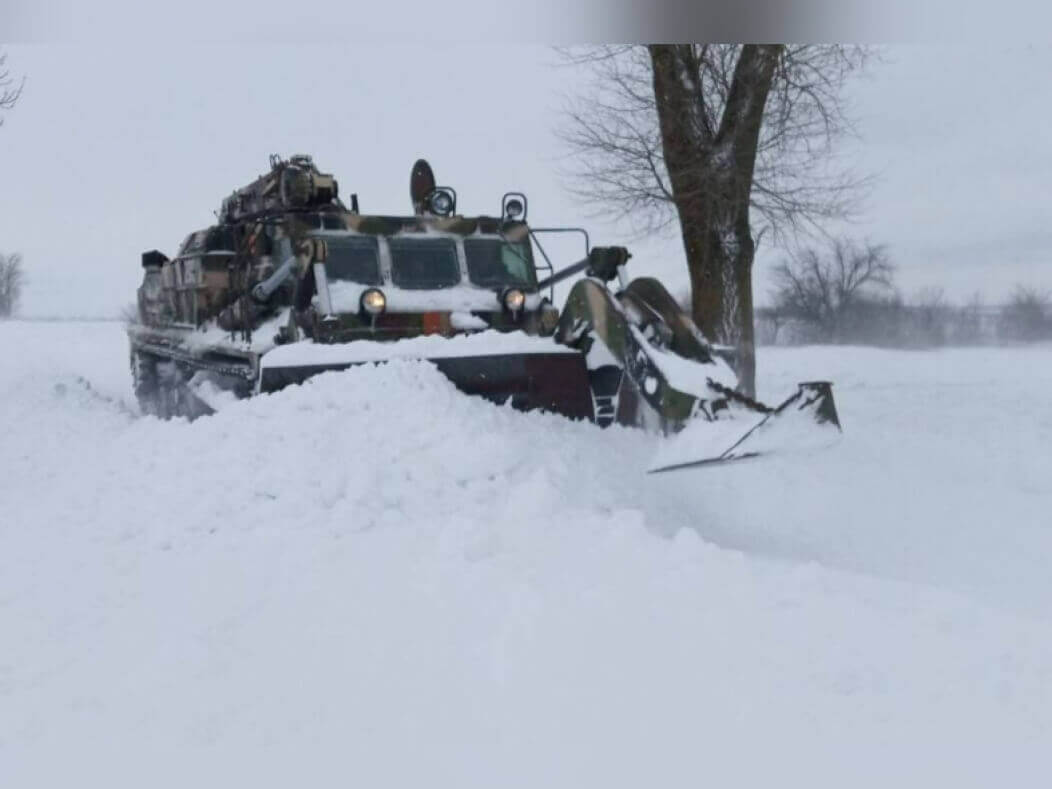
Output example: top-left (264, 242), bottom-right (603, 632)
top-left (2, 320), bottom-right (1052, 788)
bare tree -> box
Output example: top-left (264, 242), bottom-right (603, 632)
top-left (754, 306), bottom-right (785, 345)
top-left (998, 285), bottom-right (1051, 342)
top-left (910, 287), bottom-right (950, 347)
top-left (560, 45), bottom-right (870, 394)
top-left (0, 51), bottom-right (24, 126)
top-left (952, 292), bottom-right (986, 345)
top-left (0, 252), bottom-right (25, 317)
top-left (770, 238), bottom-right (894, 342)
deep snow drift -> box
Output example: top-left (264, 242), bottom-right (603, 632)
top-left (2, 320), bottom-right (1052, 788)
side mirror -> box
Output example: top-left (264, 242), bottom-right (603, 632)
top-left (586, 246), bottom-right (631, 283)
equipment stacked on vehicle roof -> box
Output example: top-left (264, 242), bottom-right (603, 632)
top-left (128, 155), bottom-right (841, 470)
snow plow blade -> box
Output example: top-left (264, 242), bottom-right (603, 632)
top-left (260, 350), bottom-right (595, 421)
top-left (648, 382), bottom-right (842, 473)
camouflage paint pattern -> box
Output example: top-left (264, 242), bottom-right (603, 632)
top-left (131, 154), bottom-right (734, 432)
top-left (557, 278), bottom-right (701, 430)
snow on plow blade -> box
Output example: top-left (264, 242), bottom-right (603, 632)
top-left (259, 338), bottom-right (595, 421)
top-left (648, 382), bottom-right (842, 473)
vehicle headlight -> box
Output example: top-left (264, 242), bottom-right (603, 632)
top-left (360, 288), bottom-right (387, 315)
top-left (502, 287), bottom-right (526, 313)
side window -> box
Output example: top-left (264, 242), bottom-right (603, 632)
top-left (323, 236), bottom-right (382, 285)
top-left (464, 239), bottom-right (535, 288)
top-left (294, 214), bottom-right (344, 231)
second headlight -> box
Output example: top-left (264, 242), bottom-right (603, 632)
top-left (360, 288), bottom-right (387, 315)
top-left (502, 287), bottom-right (526, 313)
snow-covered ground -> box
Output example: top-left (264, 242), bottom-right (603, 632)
top-left (2, 320), bottom-right (1051, 788)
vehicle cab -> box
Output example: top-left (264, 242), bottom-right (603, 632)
top-left (298, 213), bottom-right (561, 344)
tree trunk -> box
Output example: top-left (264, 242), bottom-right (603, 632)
top-left (648, 44), bottom-right (781, 397)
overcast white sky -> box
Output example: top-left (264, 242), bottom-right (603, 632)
top-left (0, 43), bottom-right (1050, 316)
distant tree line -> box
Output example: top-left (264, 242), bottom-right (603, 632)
top-left (757, 237), bottom-right (1052, 346)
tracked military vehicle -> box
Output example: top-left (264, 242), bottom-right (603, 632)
top-left (128, 155), bottom-right (841, 470)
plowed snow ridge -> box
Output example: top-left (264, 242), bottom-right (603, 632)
top-left (3, 321), bottom-right (1052, 788)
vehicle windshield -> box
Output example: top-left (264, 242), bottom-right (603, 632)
top-left (323, 235), bottom-right (382, 285)
top-left (389, 238), bottom-right (460, 289)
top-left (463, 238), bottom-right (535, 289)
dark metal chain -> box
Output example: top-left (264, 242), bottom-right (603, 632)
top-left (705, 378), bottom-right (774, 414)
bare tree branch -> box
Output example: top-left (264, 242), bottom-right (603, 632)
top-left (556, 45), bottom-right (873, 395)
top-left (557, 45), bottom-right (872, 243)
top-left (0, 51), bottom-right (25, 127)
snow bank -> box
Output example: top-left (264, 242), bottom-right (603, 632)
top-left (3, 322), bottom-right (1052, 788)
top-left (688, 345), bottom-right (1052, 619)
